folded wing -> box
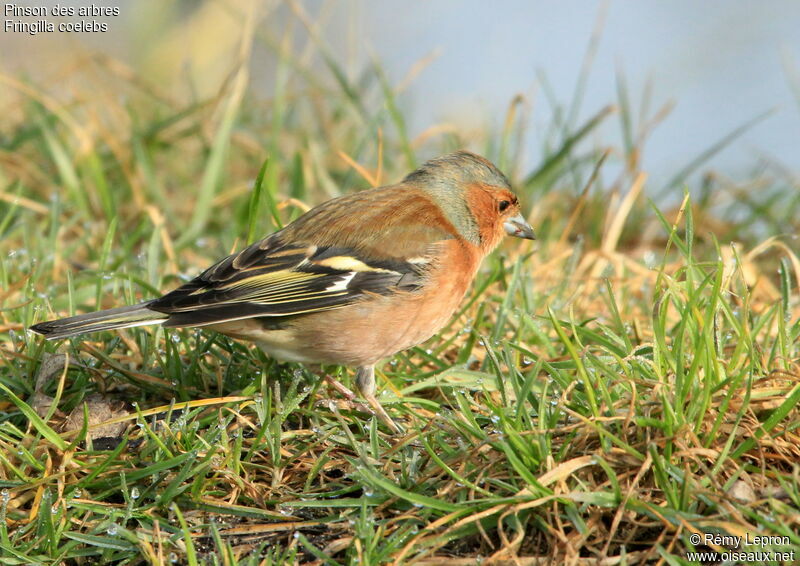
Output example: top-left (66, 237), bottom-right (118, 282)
top-left (150, 234), bottom-right (431, 327)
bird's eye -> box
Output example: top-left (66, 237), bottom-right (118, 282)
top-left (498, 200), bottom-right (511, 212)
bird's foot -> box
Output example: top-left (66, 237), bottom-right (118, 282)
top-left (321, 374), bottom-right (402, 434)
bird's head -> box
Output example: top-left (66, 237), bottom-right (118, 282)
top-left (405, 151), bottom-right (535, 252)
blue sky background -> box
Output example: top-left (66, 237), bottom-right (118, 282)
top-left (2, 1), bottom-right (798, 189)
top-left (351, 1), bottom-right (799, 185)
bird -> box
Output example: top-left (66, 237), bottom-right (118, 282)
top-left (30, 150), bottom-right (535, 432)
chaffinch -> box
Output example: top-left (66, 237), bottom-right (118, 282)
top-left (31, 151), bottom-right (535, 431)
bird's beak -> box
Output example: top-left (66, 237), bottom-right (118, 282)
top-left (504, 213), bottom-right (536, 240)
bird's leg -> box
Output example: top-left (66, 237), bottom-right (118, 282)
top-left (321, 373), bottom-right (358, 401)
top-left (319, 368), bottom-right (401, 433)
top-left (355, 365), bottom-right (401, 433)
top-left (320, 374), bottom-right (375, 416)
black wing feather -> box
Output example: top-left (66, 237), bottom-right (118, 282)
top-left (149, 235), bottom-right (430, 328)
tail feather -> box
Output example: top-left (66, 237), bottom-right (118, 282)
top-left (29, 302), bottom-right (168, 340)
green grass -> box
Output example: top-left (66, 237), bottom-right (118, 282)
top-left (1, 11), bottom-right (800, 566)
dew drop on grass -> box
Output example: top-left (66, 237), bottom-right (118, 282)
top-left (51, 504), bottom-right (59, 515)
top-left (107, 523), bottom-right (118, 536)
top-left (292, 531), bottom-right (300, 540)
top-left (130, 487), bottom-right (140, 500)
top-left (169, 552), bottom-right (178, 563)
top-left (363, 488), bottom-right (373, 497)
top-left (73, 489), bottom-right (82, 499)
